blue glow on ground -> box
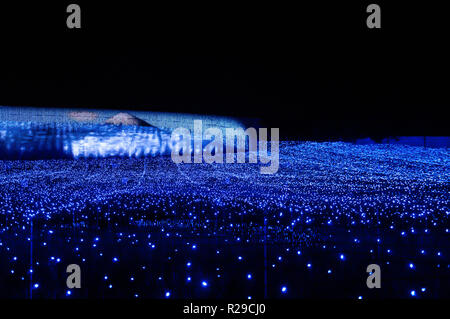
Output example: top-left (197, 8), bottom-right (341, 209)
top-left (0, 141), bottom-right (448, 298)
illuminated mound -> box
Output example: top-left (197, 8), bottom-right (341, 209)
top-left (105, 113), bottom-right (152, 127)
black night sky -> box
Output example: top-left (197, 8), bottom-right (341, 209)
top-left (0, 2), bottom-right (448, 139)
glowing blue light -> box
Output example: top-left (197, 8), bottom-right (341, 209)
top-left (0, 138), bottom-right (447, 299)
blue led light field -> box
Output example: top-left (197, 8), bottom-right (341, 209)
top-left (0, 141), bottom-right (448, 298)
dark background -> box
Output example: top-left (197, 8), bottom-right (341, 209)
top-left (0, 1), bottom-right (448, 139)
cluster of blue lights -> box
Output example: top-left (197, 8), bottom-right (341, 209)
top-left (0, 122), bottom-right (177, 159)
top-left (0, 141), bottom-right (448, 298)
